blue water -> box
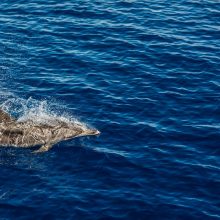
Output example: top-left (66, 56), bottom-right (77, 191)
top-left (0, 0), bottom-right (220, 219)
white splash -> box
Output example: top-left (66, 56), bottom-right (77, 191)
top-left (0, 97), bottom-right (89, 130)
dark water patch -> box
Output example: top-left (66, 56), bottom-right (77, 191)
top-left (0, 0), bottom-right (220, 219)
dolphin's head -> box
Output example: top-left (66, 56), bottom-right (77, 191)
top-left (51, 121), bottom-right (100, 142)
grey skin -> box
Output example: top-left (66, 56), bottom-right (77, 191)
top-left (0, 109), bottom-right (100, 153)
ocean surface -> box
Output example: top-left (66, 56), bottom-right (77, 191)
top-left (0, 0), bottom-right (220, 219)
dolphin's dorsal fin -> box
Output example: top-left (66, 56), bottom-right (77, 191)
top-left (0, 109), bottom-right (15, 123)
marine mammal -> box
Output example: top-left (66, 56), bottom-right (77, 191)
top-left (0, 109), bottom-right (100, 153)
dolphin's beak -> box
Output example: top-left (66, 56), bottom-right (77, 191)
top-left (94, 130), bottom-right (100, 135)
top-left (79, 128), bottom-right (100, 137)
top-left (88, 129), bottom-right (100, 136)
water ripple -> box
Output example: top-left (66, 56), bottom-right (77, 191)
top-left (0, 0), bottom-right (220, 219)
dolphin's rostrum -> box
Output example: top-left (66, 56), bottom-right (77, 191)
top-left (0, 109), bottom-right (100, 153)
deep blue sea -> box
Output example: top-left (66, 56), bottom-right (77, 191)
top-left (0, 0), bottom-right (220, 219)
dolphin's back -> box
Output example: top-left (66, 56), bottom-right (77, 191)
top-left (0, 120), bottom-right (48, 147)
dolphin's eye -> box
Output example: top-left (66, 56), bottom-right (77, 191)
top-left (53, 129), bottom-right (60, 135)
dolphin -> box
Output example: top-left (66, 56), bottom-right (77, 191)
top-left (0, 109), bottom-right (100, 153)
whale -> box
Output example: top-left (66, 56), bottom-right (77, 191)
top-left (0, 109), bottom-right (100, 153)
